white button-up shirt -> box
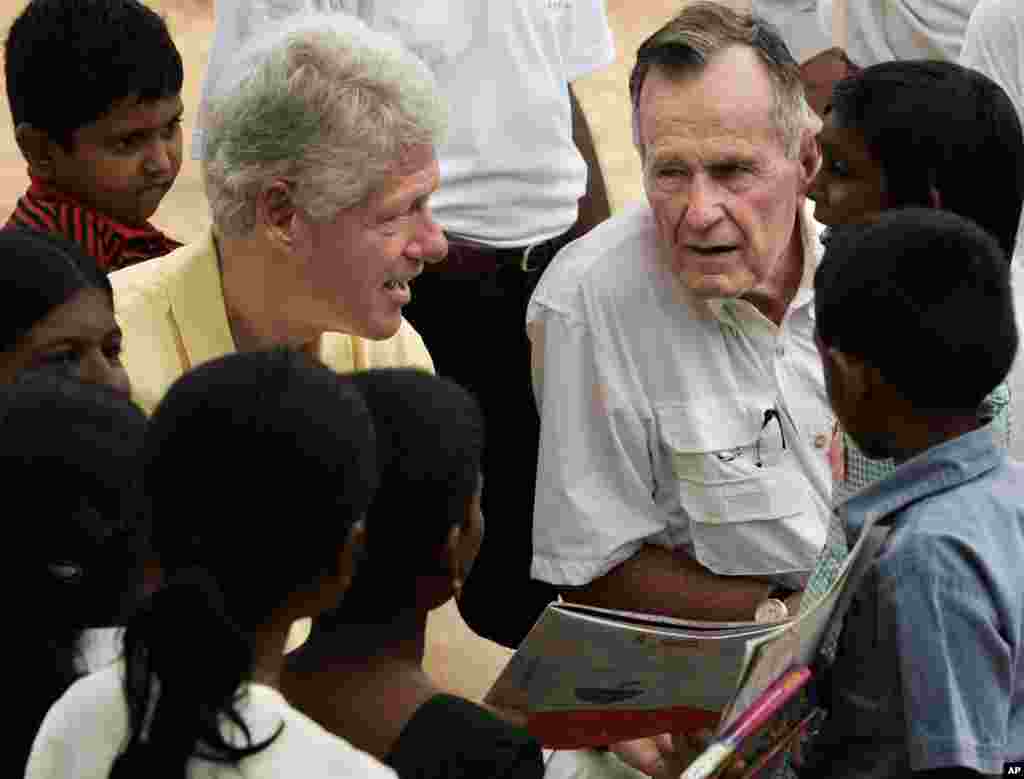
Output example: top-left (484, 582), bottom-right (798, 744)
top-left (527, 201), bottom-right (834, 588)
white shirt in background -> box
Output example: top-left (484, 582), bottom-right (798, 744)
top-left (194, 0), bottom-right (615, 247)
top-left (527, 201), bottom-right (833, 589)
top-left (752, 0), bottom-right (831, 62)
top-left (819, 0), bottom-right (979, 65)
top-left (26, 663), bottom-right (396, 779)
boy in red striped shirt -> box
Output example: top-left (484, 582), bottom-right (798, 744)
top-left (4, 0), bottom-right (184, 272)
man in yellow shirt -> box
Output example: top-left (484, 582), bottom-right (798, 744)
top-left (110, 14), bottom-right (515, 696)
top-left (111, 13), bottom-right (446, 414)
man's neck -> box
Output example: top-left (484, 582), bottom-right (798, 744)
top-left (215, 232), bottom-right (321, 352)
top-left (741, 214), bottom-right (806, 327)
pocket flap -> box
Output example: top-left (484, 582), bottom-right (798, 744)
top-left (655, 399), bottom-right (766, 454)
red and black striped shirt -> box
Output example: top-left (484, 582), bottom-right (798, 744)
top-left (3, 179), bottom-right (182, 273)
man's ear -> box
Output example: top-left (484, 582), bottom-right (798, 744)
top-left (15, 123), bottom-right (57, 180)
top-left (256, 180), bottom-right (300, 249)
top-left (797, 127), bottom-right (822, 195)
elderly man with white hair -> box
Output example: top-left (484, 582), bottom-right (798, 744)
top-left (528, 2), bottom-right (844, 625)
top-left (107, 12), bottom-right (518, 685)
top-left (111, 12), bottom-right (445, 415)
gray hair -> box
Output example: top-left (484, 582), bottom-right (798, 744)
top-left (202, 13), bottom-right (448, 237)
top-left (629, 2), bottom-right (819, 159)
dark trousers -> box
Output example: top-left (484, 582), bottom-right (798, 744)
top-left (403, 240), bottom-right (562, 649)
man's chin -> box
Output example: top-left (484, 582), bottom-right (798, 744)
top-left (678, 269), bottom-right (754, 301)
top-left (353, 316), bottom-right (403, 342)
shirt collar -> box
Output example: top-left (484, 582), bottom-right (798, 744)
top-left (838, 425), bottom-right (1005, 541)
top-left (27, 176), bottom-right (173, 242)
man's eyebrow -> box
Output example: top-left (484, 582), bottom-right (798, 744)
top-left (645, 152), bottom-right (690, 170)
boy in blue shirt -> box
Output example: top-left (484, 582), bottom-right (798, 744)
top-left (803, 208), bottom-right (1024, 778)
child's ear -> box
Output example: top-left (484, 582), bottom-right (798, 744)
top-left (333, 519), bottom-right (367, 600)
top-left (828, 346), bottom-right (872, 405)
top-left (256, 180), bottom-right (299, 249)
top-left (443, 523), bottom-right (466, 600)
top-left (15, 123), bottom-right (56, 180)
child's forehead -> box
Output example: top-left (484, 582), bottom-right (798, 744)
top-left (83, 93), bottom-right (183, 136)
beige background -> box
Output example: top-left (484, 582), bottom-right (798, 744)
top-left (0, 0), bottom-right (752, 700)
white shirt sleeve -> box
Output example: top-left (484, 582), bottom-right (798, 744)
top-left (530, 300), bottom-right (670, 587)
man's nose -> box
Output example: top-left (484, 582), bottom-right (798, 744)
top-left (683, 173), bottom-right (724, 230)
top-left (414, 207), bottom-right (448, 264)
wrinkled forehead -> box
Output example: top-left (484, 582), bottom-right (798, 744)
top-left (636, 48), bottom-right (783, 154)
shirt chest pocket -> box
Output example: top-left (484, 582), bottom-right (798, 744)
top-left (655, 401), bottom-right (826, 580)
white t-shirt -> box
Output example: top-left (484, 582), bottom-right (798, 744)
top-left (194, 0), bottom-right (616, 247)
top-left (527, 201), bottom-right (833, 588)
top-left (26, 663), bottom-right (396, 779)
top-left (752, 0), bottom-right (831, 63)
top-left (819, 0), bottom-right (979, 65)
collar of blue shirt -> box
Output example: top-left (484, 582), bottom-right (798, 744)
top-left (837, 424), bottom-right (1004, 543)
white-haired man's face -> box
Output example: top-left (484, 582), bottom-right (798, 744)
top-left (639, 46), bottom-right (817, 302)
top-left (291, 144), bottom-right (447, 341)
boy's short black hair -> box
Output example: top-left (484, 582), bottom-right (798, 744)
top-left (830, 60), bottom-right (1024, 259)
top-left (5, 0), bottom-right (183, 149)
top-left (815, 208), bottom-right (1017, 414)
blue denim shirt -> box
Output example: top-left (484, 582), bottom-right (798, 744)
top-left (803, 425), bottom-right (1024, 777)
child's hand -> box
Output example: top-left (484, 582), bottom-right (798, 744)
top-left (608, 730), bottom-right (747, 778)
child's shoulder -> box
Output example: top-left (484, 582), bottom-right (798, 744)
top-left (878, 458), bottom-right (1024, 599)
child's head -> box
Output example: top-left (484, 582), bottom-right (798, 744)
top-left (0, 229), bottom-right (128, 394)
top-left (314, 368), bottom-right (484, 634)
top-left (5, 0), bottom-right (184, 227)
top-left (814, 208), bottom-right (1017, 459)
top-left (3, 371), bottom-right (148, 774)
top-left (810, 60), bottom-right (1024, 259)
top-left (142, 349), bottom-right (377, 627)
top-left (113, 349), bottom-right (377, 777)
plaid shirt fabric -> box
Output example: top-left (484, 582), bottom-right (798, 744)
top-left (4, 179), bottom-right (181, 273)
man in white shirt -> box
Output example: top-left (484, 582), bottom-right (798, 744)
top-left (194, 1), bottom-right (615, 649)
top-left (529, 2), bottom-right (834, 622)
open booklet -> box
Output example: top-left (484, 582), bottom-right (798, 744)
top-left (485, 515), bottom-right (883, 751)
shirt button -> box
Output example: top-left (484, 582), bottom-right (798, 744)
top-left (775, 344), bottom-right (785, 357)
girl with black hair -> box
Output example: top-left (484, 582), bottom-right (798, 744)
top-left (0, 227), bottom-right (129, 393)
top-left (26, 349), bottom-right (396, 779)
top-left (6, 371), bottom-right (149, 777)
top-left (283, 368), bottom-right (546, 779)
